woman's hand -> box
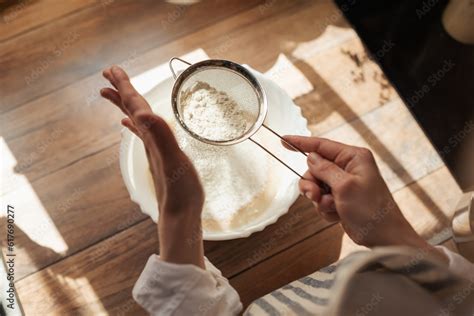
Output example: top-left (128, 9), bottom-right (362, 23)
top-left (283, 136), bottom-right (441, 255)
top-left (101, 65), bottom-right (205, 268)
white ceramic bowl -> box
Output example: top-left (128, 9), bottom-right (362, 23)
top-left (120, 67), bottom-right (310, 240)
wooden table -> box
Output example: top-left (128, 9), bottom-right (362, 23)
top-left (0, 1), bottom-right (462, 314)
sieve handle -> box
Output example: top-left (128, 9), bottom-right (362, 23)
top-left (249, 137), bottom-right (304, 179)
top-left (169, 57), bottom-right (192, 80)
top-left (260, 124), bottom-right (331, 195)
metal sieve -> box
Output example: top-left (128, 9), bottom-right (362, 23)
top-left (169, 57), bottom-right (311, 179)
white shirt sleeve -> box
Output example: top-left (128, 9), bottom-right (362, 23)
top-left (132, 255), bottom-right (242, 316)
top-left (435, 245), bottom-right (474, 278)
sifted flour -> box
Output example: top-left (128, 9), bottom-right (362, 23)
top-left (175, 126), bottom-right (268, 225)
top-left (180, 81), bottom-right (252, 141)
top-left (175, 82), bottom-right (268, 226)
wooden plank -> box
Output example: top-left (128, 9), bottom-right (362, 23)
top-left (0, 0), bottom-right (96, 41)
top-left (0, 0), bottom-right (265, 113)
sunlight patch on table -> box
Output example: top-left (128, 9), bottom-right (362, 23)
top-left (0, 137), bottom-right (68, 254)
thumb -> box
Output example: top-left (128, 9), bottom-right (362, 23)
top-left (307, 152), bottom-right (347, 188)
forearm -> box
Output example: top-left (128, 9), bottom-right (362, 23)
top-left (158, 211), bottom-right (205, 269)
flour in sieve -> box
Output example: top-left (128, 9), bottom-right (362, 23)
top-left (179, 81), bottom-right (252, 141)
top-left (175, 82), bottom-right (268, 225)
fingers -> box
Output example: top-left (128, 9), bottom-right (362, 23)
top-left (299, 170), bottom-right (338, 222)
top-left (102, 65), bottom-right (151, 119)
top-left (282, 136), bottom-right (355, 162)
top-left (317, 194), bottom-right (340, 222)
top-left (319, 194), bottom-right (336, 213)
top-left (299, 177), bottom-right (322, 203)
top-left (307, 152), bottom-right (347, 188)
top-left (100, 87), bottom-right (126, 113)
top-left (102, 68), bottom-right (119, 90)
top-left (109, 66), bottom-right (151, 116)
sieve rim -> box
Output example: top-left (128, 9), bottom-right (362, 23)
top-left (170, 59), bottom-right (268, 146)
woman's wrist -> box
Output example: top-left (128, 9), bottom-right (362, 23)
top-left (396, 229), bottom-right (449, 264)
top-left (158, 210), bottom-right (205, 268)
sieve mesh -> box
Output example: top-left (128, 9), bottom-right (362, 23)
top-left (171, 60), bottom-right (267, 145)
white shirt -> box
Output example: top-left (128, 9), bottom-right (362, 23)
top-left (132, 246), bottom-right (474, 315)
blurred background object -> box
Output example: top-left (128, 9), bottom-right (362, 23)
top-left (442, 0), bottom-right (474, 44)
top-left (336, 0), bottom-right (474, 191)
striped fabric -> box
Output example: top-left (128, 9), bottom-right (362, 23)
top-left (246, 264), bottom-right (337, 316)
top-left (244, 247), bottom-right (474, 316)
